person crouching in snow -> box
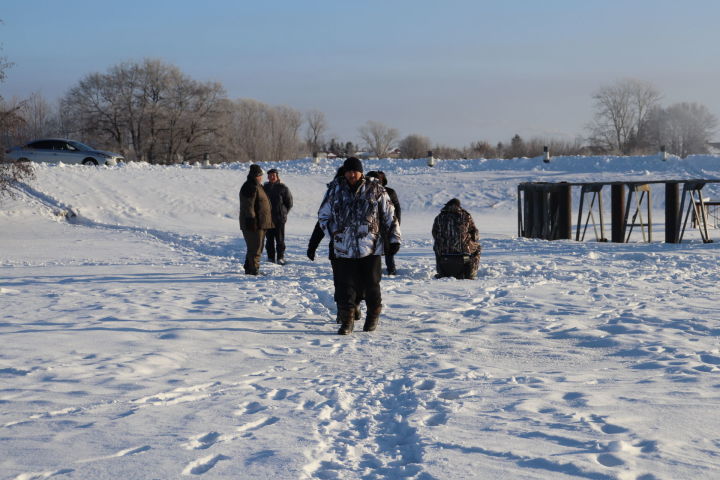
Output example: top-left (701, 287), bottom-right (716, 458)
top-left (432, 198), bottom-right (481, 280)
top-left (318, 157), bottom-right (401, 335)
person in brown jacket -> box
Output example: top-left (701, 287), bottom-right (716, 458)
top-left (239, 164), bottom-right (274, 275)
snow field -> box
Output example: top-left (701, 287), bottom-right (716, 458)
top-left (2, 156), bottom-right (720, 479)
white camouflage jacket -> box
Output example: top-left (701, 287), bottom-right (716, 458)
top-left (318, 176), bottom-right (401, 258)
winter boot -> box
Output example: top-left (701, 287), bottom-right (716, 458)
top-left (363, 305), bottom-right (382, 332)
top-left (337, 309), bottom-right (355, 335)
top-left (277, 256), bottom-right (286, 265)
top-left (337, 303), bottom-right (360, 324)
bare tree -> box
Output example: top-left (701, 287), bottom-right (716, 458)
top-left (269, 105), bottom-right (302, 162)
top-left (17, 92), bottom-right (61, 140)
top-left (398, 134), bottom-right (431, 159)
top-left (304, 110), bottom-right (326, 154)
top-left (62, 58), bottom-right (228, 163)
top-left (467, 141), bottom-right (497, 159)
top-left (588, 78), bottom-right (661, 154)
top-left (645, 102), bottom-right (718, 157)
top-left (358, 120), bottom-right (399, 158)
top-left (227, 99), bottom-right (303, 162)
top-left (0, 36), bottom-right (35, 200)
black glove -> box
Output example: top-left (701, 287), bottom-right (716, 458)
top-left (244, 217), bottom-right (256, 232)
top-left (388, 243), bottom-right (400, 255)
top-left (307, 248), bottom-right (316, 261)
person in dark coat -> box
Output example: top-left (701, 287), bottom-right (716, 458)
top-left (239, 164), bottom-right (274, 275)
top-left (318, 157), bottom-right (401, 335)
top-left (263, 168), bottom-right (293, 265)
top-left (366, 171), bottom-right (401, 275)
top-left (432, 198), bottom-right (481, 279)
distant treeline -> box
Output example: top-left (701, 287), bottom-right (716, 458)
top-left (1, 59), bottom-right (717, 163)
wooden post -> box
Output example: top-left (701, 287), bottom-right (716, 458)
top-left (556, 183), bottom-right (572, 239)
top-left (665, 182), bottom-right (680, 243)
top-left (611, 184), bottom-right (625, 242)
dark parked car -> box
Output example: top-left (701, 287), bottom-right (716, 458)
top-left (5, 138), bottom-right (124, 166)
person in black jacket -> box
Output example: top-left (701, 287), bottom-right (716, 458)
top-left (263, 168), bottom-right (293, 265)
top-left (366, 171), bottom-right (401, 275)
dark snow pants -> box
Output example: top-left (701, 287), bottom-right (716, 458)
top-left (435, 253), bottom-right (479, 279)
top-left (333, 255), bottom-right (382, 314)
top-left (242, 228), bottom-right (266, 274)
top-left (265, 222), bottom-right (286, 262)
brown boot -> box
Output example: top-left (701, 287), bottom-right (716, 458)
top-left (363, 305), bottom-right (382, 332)
top-left (337, 309), bottom-right (355, 335)
top-left (338, 303), bottom-right (361, 325)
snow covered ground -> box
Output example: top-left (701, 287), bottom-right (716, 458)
top-left (2, 155), bottom-right (720, 479)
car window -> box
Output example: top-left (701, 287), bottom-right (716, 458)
top-left (67, 140), bottom-right (93, 151)
top-left (55, 141), bottom-right (77, 151)
top-left (28, 140), bottom-right (53, 149)
top-left (48, 141), bottom-right (68, 150)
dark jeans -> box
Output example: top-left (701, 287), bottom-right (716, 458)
top-left (333, 255), bottom-right (382, 313)
top-left (265, 222), bottom-right (286, 261)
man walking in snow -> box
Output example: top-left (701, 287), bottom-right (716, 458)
top-left (318, 157), bottom-right (401, 335)
top-left (239, 164), bottom-right (273, 275)
top-left (263, 168), bottom-right (293, 265)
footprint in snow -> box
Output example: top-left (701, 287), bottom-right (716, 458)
top-left (114, 445), bottom-right (151, 457)
top-left (185, 432), bottom-right (221, 450)
top-left (589, 414), bottom-right (629, 434)
top-left (562, 391), bottom-right (588, 407)
top-left (236, 416), bottom-right (279, 434)
top-left (422, 412), bottom-right (449, 427)
top-left (415, 379), bottom-right (436, 390)
top-left (182, 454), bottom-right (229, 475)
top-left (236, 401), bottom-right (267, 415)
top-left (596, 453), bottom-right (625, 467)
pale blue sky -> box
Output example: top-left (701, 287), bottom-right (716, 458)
top-left (2, 0), bottom-right (719, 146)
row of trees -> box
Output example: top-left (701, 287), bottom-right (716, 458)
top-left (2, 57), bottom-right (718, 162)
top-left (588, 78), bottom-right (718, 157)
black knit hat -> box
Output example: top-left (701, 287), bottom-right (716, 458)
top-left (249, 164), bottom-right (263, 177)
top-left (445, 198), bottom-right (461, 208)
top-left (342, 157), bottom-right (363, 173)
top-left (267, 168), bottom-right (278, 175)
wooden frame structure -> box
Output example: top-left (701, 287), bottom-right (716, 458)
top-left (518, 180), bottom-right (719, 243)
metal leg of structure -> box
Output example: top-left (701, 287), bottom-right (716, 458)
top-left (665, 182), bottom-right (680, 243)
top-left (612, 184), bottom-right (626, 242)
top-left (577, 185), bottom-right (606, 242)
top-left (679, 181), bottom-right (712, 243)
top-left (624, 184), bottom-right (652, 243)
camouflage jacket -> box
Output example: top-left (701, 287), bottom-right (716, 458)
top-left (432, 203), bottom-right (480, 256)
top-left (318, 176), bottom-right (401, 258)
